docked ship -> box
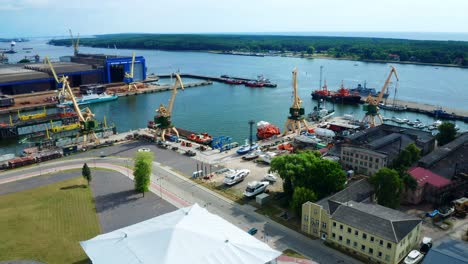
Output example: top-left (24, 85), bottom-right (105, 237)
top-left (350, 82), bottom-right (389, 99)
top-left (312, 81), bottom-right (361, 105)
top-left (256, 121), bottom-right (280, 140)
top-left (58, 92), bottom-right (118, 107)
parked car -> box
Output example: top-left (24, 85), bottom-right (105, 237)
top-left (262, 173), bottom-right (277, 182)
top-left (223, 169), bottom-right (250, 186)
top-left (244, 181), bottom-right (269, 198)
top-left (404, 250), bottom-right (424, 264)
top-left (420, 237), bottom-right (432, 254)
top-left (247, 227), bottom-right (258, 235)
top-left (184, 150), bottom-right (197, 157)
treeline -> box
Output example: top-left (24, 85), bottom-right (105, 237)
top-left (49, 34), bottom-right (468, 66)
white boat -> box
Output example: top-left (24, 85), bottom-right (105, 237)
top-left (242, 150), bottom-right (262, 160)
top-left (433, 120), bottom-right (442, 127)
top-left (59, 92), bottom-right (118, 106)
top-left (404, 250), bottom-right (424, 264)
top-left (391, 117), bottom-right (405, 124)
top-left (243, 181), bottom-right (269, 197)
top-left (260, 152), bottom-right (277, 164)
top-left (223, 169), bottom-right (250, 186)
top-left (263, 173), bottom-right (277, 182)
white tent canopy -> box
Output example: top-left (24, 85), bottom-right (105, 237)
top-left (81, 203), bottom-right (281, 264)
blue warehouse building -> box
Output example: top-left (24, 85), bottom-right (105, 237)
top-left (0, 53), bottom-right (146, 95)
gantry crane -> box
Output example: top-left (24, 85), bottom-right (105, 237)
top-left (69, 29), bottom-right (80, 56)
top-left (283, 68), bottom-right (309, 135)
top-left (123, 52), bottom-right (139, 91)
top-left (362, 66), bottom-right (399, 127)
top-left (46, 56), bottom-right (100, 146)
top-left (44, 56), bottom-right (73, 102)
top-left (153, 73), bottom-right (184, 141)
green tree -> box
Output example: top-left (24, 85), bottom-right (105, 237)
top-left (82, 163), bottom-right (92, 186)
top-left (18, 58), bottom-right (31, 63)
top-left (436, 122), bottom-right (457, 146)
top-left (291, 187), bottom-right (317, 215)
top-left (306, 46), bottom-right (315, 55)
top-left (391, 143), bottom-right (420, 170)
top-left (133, 152), bottom-right (154, 197)
top-left (370, 168), bottom-right (404, 209)
top-left (270, 151), bottom-right (346, 200)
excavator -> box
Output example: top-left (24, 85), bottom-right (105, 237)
top-left (69, 29), bottom-right (80, 56)
top-left (123, 52), bottom-right (139, 91)
top-left (283, 68), bottom-right (309, 135)
top-left (153, 73), bottom-right (184, 141)
top-left (45, 56), bottom-right (100, 146)
top-left (362, 66), bottom-right (399, 127)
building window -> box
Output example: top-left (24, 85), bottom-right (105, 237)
top-left (314, 209), bottom-right (318, 215)
top-left (304, 215), bottom-right (308, 221)
top-left (333, 222), bottom-right (336, 227)
top-left (369, 157), bottom-right (373, 162)
top-left (347, 227), bottom-right (352, 233)
top-left (361, 245), bottom-right (365, 251)
top-left (369, 248), bottom-right (373, 255)
top-left (313, 229), bottom-right (317, 234)
top-left (339, 224), bottom-right (343, 230)
top-left (387, 243), bottom-right (392, 249)
top-left (370, 236), bottom-right (374, 242)
top-left (379, 240), bottom-right (383, 246)
top-left (315, 220), bottom-right (319, 226)
top-left (332, 233), bottom-right (336, 239)
top-left (346, 239), bottom-right (350, 245)
top-left (376, 158), bottom-right (379, 163)
top-left (385, 255), bottom-right (390, 261)
top-left (303, 224), bottom-right (308, 230)
top-left (322, 222), bottom-right (327, 228)
top-left (339, 235), bottom-right (343, 241)
top-left (353, 241), bottom-right (357, 248)
top-left (362, 233), bottom-right (367, 240)
top-left (378, 251), bottom-right (382, 258)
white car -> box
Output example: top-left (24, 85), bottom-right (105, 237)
top-left (223, 169), bottom-right (250, 186)
top-left (263, 173), bottom-right (277, 182)
top-left (138, 147), bottom-right (151, 152)
top-left (244, 181), bottom-right (269, 198)
top-left (404, 250), bottom-right (424, 264)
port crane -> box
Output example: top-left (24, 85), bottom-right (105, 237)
top-left (69, 29), bottom-right (80, 56)
top-left (44, 56), bottom-right (73, 102)
top-left (46, 56), bottom-right (100, 146)
top-left (362, 66), bottom-right (399, 127)
top-left (153, 73), bottom-right (184, 141)
top-left (123, 52), bottom-right (139, 91)
top-left (283, 68), bottom-right (309, 135)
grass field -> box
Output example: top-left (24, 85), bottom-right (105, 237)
top-left (0, 177), bottom-right (100, 264)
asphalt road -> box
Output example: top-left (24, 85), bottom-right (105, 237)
top-left (0, 141), bottom-right (362, 264)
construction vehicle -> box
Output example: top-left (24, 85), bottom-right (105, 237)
top-left (123, 52), bottom-right (139, 91)
top-left (69, 29), bottom-right (80, 56)
top-left (453, 197), bottom-right (468, 218)
top-left (153, 73), bottom-right (184, 141)
top-left (362, 66), bottom-right (399, 127)
top-left (283, 68), bottom-right (309, 135)
top-left (46, 56), bottom-right (100, 146)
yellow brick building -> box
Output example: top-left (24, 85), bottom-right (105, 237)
top-left (302, 179), bottom-right (422, 264)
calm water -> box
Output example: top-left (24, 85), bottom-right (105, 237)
top-left (1, 39), bottom-right (468, 154)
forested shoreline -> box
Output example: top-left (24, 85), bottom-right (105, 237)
top-left (49, 34), bottom-right (468, 66)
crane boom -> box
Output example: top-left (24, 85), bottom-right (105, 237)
top-left (167, 73), bottom-right (184, 114)
top-left (130, 52), bottom-right (135, 78)
top-left (69, 29), bottom-right (75, 50)
top-left (44, 56), bottom-right (60, 83)
top-left (367, 66), bottom-right (399, 105)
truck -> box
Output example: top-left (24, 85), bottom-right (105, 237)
top-left (62, 145), bottom-right (78, 156)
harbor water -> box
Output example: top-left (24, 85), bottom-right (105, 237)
top-left (1, 38), bottom-right (468, 154)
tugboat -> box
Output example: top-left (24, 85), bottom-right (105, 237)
top-left (329, 82), bottom-right (361, 104)
top-left (256, 121), bottom-right (280, 140)
top-left (311, 80), bottom-right (331, 100)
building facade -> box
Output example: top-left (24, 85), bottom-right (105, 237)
top-left (341, 146), bottom-right (388, 175)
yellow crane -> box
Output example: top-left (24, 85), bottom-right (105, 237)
top-left (123, 52), bottom-right (139, 91)
top-left (153, 73), bottom-right (184, 140)
top-left (69, 29), bottom-right (80, 56)
top-left (362, 66), bottom-right (399, 127)
top-left (283, 68), bottom-right (309, 135)
top-left (44, 56), bottom-right (73, 102)
top-left (45, 56), bottom-right (100, 146)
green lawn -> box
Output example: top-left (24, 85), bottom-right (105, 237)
top-left (0, 177), bottom-right (100, 264)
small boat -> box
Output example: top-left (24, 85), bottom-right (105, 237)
top-left (256, 121), bottom-right (280, 140)
top-left (242, 150), bottom-right (262, 160)
top-left (404, 250), bottom-right (424, 264)
top-left (244, 181), bottom-right (269, 198)
top-left (188, 133), bottom-right (213, 145)
top-left (427, 125), bottom-right (436, 131)
top-left (236, 139), bottom-right (259, 155)
top-left (391, 117), bottom-right (405, 124)
top-left (260, 152), bottom-right (277, 164)
top-left (58, 92), bottom-right (118, 106)
top-left (402, 118), bottom-right (409, 123)
top-left (378, 103), bottom-right (407, 111)
top-left (433, 120), bottom-right (442, 127)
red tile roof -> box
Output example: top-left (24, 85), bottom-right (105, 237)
top-left (408, 167), bottom-right (450, 188)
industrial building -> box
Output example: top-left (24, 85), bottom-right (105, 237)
top-left (0, 53), bottom-right (146, 95)
top-left (339, 124), bottom-right (435, 175)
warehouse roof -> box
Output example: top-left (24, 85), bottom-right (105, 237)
top-left (419, 132), bottom-right (468, 168)
top-left (331, 201), bottom-right (421, 243)
top-left (0, 64), bottom-right (49, 83)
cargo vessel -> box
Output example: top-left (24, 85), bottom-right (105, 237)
top-left (350, 82), bottom-right (389, 99)
top-left (312, 82), bottom-right (361, 105)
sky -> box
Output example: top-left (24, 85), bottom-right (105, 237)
top-left (1, 0), bottom-right (468, 38)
